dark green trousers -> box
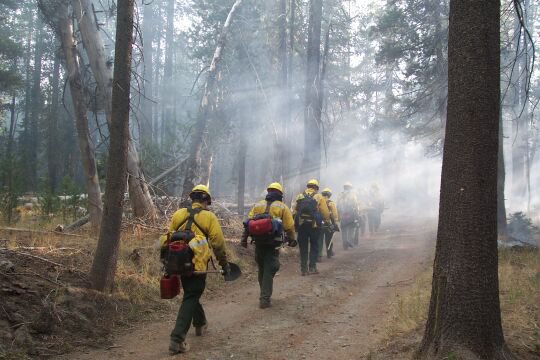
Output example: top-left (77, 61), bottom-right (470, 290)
top-left (255, 244), bottom-right (280, 303)
top-left (320, 228), bottom-right (334, 257)
top-left (170, 274), bottom-right (207, 342)
top-left (298, 226), bottom-right (320, 272)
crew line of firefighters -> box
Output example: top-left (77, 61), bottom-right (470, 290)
top-left (161, 180), bottom-right (384, 355)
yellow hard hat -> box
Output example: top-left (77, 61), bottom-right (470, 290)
top-left (307, 179), bottom-right (320, 188)
top-left (191, 184), bottom-right (211, 197)
top-left (321, 188), bottom-right (332, 196)
top-left (267, 182), bottom-right (284, 193)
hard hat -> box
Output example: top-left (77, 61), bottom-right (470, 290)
top-left (321, 188), bottom-right (332, 197)
top-left (307, 179), bottom-right (320, 188)
top-left (267, 182), bottom-right (283, 193)
top-left (344, 182), bottom-right (353, 189)
top-left (191, 184), bottom-right (211, 197)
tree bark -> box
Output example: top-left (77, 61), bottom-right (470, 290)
top-left (160, 0), bottom-right (175, 149)
top-left (419, 0), bottom-right (511, 358)
top-left (301, 0), bottom-right (323, 181)
top-left (180, 0), bottom-right (244, 199)
top-left (498, 112), bottom-right (508, 241)
top-left (272, 0), bottom-right (288, 183)
top-left (140, 0), bottom-right (155, 147)
top-left (89, 0), bottom-right (134, 291)
top-left (53, 3), bottom-right (103, 232)
top-left (237, 116), bottom-right (247, 217)
top-left (25, 18), bottom-right (44, 191)
top-left (47, 54), bottom-right (61, 193)
top-left (73, 0), bottom-right (156, 221)
top-left (510, 3), bottom-right (530, 213)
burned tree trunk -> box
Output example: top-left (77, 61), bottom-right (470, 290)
top-left (73, 0), bottom-right (156, 221)
top-left (301, 0), bottom-right (323, 181)
top-left (419, 0), bottom-right (511, 358)
top-left (89, 0), bottom-right (134, 291)
top-left (39, 0), bottom-right (103, 232)
top-left (180, 0), bottom-right (244, 199)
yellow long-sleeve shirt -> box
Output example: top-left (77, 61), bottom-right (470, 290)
top-left (327, 199), bottom-right (339, 223)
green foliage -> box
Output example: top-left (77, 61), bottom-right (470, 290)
top-left (507, 212), bottom-right (539, 243)
top-left (0, 188), bottom-right (19, 224)
top-left (59, 176), bottom-right (85, 222)
top-left (371, 0), bottom-right (449, 152)
top-left (0, 0), bottom-right (23, 96)
top-left (37, 180), bottom-right (60, 216)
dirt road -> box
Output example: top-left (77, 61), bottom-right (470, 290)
top-left (67, 224), bottom-right (434, 360)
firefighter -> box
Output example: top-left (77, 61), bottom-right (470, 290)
top-left (367, 184), bottom-right (384, 233)
top-left (292, 179), bottom-right (331, 275)
top-left (338, 182), bottom-right (360, 250)
top-left (161, 185), bottom-right (231, 355)
top-left (319, 188), bottom-right (339, 259)
top-left (241, 182), bottom-right (297, 309)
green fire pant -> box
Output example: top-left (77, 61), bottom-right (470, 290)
top-left (170, 274), bottom-right (207, 343)
top-left (319, 228), bottom-right (334, 257)
top-left (255, 244), bottom-right (280, 304)
top-left (298, 226), bottom-right (320, 272)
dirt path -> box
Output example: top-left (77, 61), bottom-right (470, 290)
top-left (66, 224), bottom-right (434, 360)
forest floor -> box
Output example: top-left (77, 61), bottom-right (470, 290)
top-left (1, 218), bottom-right (538, 360)
top-left (59, 221), bottom-right (436, 360)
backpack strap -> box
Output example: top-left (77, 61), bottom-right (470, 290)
top-left (175, 206), bottom-right (209, 239)
top-left (264, 201), bottom-right (274, 215)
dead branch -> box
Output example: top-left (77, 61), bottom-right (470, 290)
top-left (0, 227), bottom-right (85, 238)
top-left (378, 278), bottom-right (413, 288)
top-left (0, 249), bottom-right (63, 268)
top-left (1, 270), bottom-right (66, 287)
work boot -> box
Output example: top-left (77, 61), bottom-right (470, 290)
top-left (259, 300), bottom-right (271, 309)
top-left (301, 271), bottom-right (308, 276)
top-left (195, 323), bottom-right (208, 336)
top-left (327, 250), bottom-right (334, 259)
top-left (169, 340), bottom-right (189, 355)
top-left (308, 266), bottom-right (319, 275)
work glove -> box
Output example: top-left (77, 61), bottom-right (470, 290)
top-left (333, 223), bottom-right (340, 232)
top-left (222, 262), bottom-right (231, 277)
top-left (287, 237), bottom-right (298, 247)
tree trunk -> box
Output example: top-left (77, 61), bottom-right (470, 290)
top-left (272, 0), bottom-right (288, 183)
top-left (160, 0), bottom-right (175, 149)
top-left (140, 0), bottom-right (155, 147)
top-left (47, 54), bottom-right (61, 193)
top-left (419, 0), bottom-right (511, 358)
top-left (25, 18), bottom-right (44, 191)
top-left (52, 3), bottom-right (103, 232)
top-left (498, 112), bottom-right (508, 241)
top-left (237, 116), bottom-right (247, 217)
top-left (180, 0), bottom-right (244, 199)
top-left (89, 0), bottom-right (134, 291)
top-left (73, 0), bottom-right (156, 220)
top-left (301, 0), bottom-right (323, 181)
top-left (5, 59), bottom-right (18, 187)
top-left (510, 3), bottom-right (530, 213)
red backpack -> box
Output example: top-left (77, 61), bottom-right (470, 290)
top-left (247, 202), bottom-right (274, 236)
